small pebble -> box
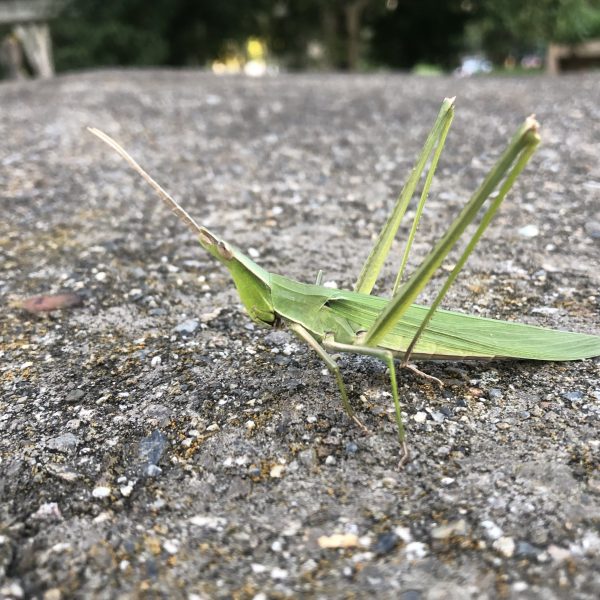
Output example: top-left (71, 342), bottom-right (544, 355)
top-left (436, 445), bottom-right (451, 457)
top-left (65, 389), bottom-right (85, 403)
top-left (139, 430), bottom-right (168, 467)
top-left (394, 526), bottom-right (412, 543)
top-left (318, 533), bottom-right (359, 549)
top-left (493, 536), bottom-right (515, 557)
top-left (270, 567), bottom-right (288, 580)
top-left (43, 588), bottom-right (62, 600)
top-left (270, 464), bottom-right (285, 478)
top-left (146, 465), bottom-right (162, 477)
top-left (163, 539), bottom-right (179, 554)
top-left (46, 433), bottom-right (80, 453)
top-left (298, 448), bottom-right (317, 467)
top-left (547, 544), bottom-right (571, 562)
top-left (518, 224), bottom-right (539, 238)
top-left (431, 519), bottom-right (467, 540)
top-left (413, 411), bottom-right (427, 423)
top-left (374, 532), bottom-right (399, 555)
top-left (92, 486), bottom-right (111, 499)
top-left (325, 455), bottom-right (337, 466)
top-left (120, 485), bottom-right (133, 497)
top-left (404, 541), bottom-right (428, 560)
top-left (345, 442), bottom-right (359, 455)
top-left (251, 563), bottom-right (267, 574)
top-left (516, 541), bottom-right (540, 558)
top-left (32, 502), bottom-right (62, 520)
top-left (481, 520), bottom-right (503, 541)
top-left (581, 531), bottom-right (600, 555)
top-left (173, 319), bottom-right (199, 334)
top-left (429, 411), bottom-right (445, 423)
top-left (561, 390), bottom-right (583, 402)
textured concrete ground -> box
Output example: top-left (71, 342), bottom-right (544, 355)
top-left (1, 70), bottom-right (599, 599)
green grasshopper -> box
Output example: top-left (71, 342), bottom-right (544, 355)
top-left (89, 98), bottom-right (600, 465)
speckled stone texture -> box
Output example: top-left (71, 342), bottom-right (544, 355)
top-left (1, 70), bottom-right (599, 599)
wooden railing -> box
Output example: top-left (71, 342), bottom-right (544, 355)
top-left (0, 0), bottom-right (66, 78)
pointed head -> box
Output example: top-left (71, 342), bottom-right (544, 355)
top-left (197, 228), bottom-right (276, 326)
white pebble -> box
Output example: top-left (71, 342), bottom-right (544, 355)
top-left (518, 224), bottom-right (539, 238)
top-left (547, 544), bottom-right (571, 562)
top-left (163, 539), bottom-right (180, 554)
top-left (413, 411), bottom-right (427, 423)
top-left (394, 526), bottom-right (413, 543)
top-left (481, 520), bottom-right (503, 541)
top-left (270, 567), bottom-right (288, 580)
top-left (493, 536), bottom-right (515, 557)
top-left (513, 582), bottom-right (528, 592)
top-left (92, 486), bottom-right (111, 499)
top-left (270, 464), bottom-right (285, 478)
top-left (150, 356), bottom-right (161, 367)
top-left (120, 485), bottom-right (133, 497)
top-left (251, 563), bottom-right (267, 574)
top-left (405, 541), bottom-right (428, 560)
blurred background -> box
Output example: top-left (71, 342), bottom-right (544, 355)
top-left (1, 0), bottom-right (600, 80)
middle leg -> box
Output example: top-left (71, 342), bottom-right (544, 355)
top-left (322, 334), bottom-right (409, 466)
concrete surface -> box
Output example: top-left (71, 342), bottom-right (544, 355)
top-left (1, 70), bottom-right (599, 599)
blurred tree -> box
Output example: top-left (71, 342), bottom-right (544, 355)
top-left (49, 0), bottom-right (598, 73)
top-left (369, 0), bottom-right (470, 69)
top-left (165, 1), bottom-right (273, 66)
top-left (467, 0), bottom-right (600, 63)
top-left (52, 0), bottom-right (273, 70)
top-left (52, 0), bottom-right (175, 69)
top-left (267, 0), bottom-right (385, 70)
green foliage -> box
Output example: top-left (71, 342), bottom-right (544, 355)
top-left (47, 0), bottom-right (600, 73)
top-left (468, 0), bottom-right (600, 62)
top-left (52, 0), bottom-right (174, 69)
top-left (369, 0), bottom-right (470, 69)
top-left (52, 0), bottom-right (272, 70)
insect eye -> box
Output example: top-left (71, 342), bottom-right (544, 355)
top-left (199, 231), bottom-right (215, 247)
top-left (217, 242), bottom-right (233, 260)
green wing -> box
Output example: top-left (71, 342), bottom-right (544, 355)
top-left (326, 290), bottom-right (600, 361)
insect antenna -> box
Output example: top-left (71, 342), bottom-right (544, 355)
top-left (88, 127), bottom-right (204, 236)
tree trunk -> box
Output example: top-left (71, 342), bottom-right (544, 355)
top-left (344, 0), bottom-right (369, 70)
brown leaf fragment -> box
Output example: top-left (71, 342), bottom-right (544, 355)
top-left (20, 292), bottom-right (83, 313)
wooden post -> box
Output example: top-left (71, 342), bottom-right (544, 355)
top-left (0, 0), bottom-right (65, 79)
top-left (14, 22), bottom-right (54, 77)
top-left (0, 32), bottom-right (26, 78)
